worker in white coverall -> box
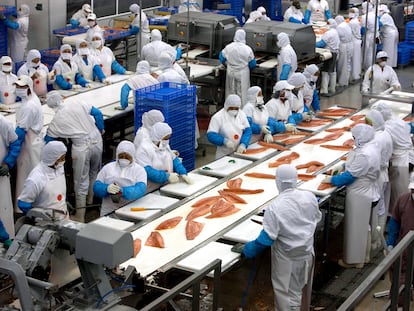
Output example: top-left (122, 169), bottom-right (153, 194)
top-left (141, 29), bottom-right (177, 67)
top-left (0, 56), bottom-right (18, 106)
top-left (220, 29), bottom-right (256, 106)
top-left (302, 64), bottom-right (321, 112)
top-left (288, 72), bottom-right (307, 113)
top-left (379, 4), bottom-right (399, 68)
top-left (348, 7), bottom-right (362, 82)
top-left (373, 101), bottom-right (412, 213)
top-left (119, 60), bottom-right (159, 110)
top-left (85, 13), bottom-right (103, 43)
top-left (303, 0), bottom-right (332, 24)
top-left (45, 91), bottom-right (104, 222)
top-left (0, 4), bottom-right (30, 63)
top-left (134, 109), bottom-right (165, 151)
top-left (316, 18), bottom-right (339, 95)
top-left (245, 10), bottom-right (262, 23)
top-left (207, 94), bottom-right (252, 159)
top-left (334, 15), bottom-right (353, 89)
top-left (276, 32), bottom-right (297, 81)
top-left (243, 164), bottom-right (322, 311)
top-left (0, 114), bottom-right (21, 238)
top-left (17, 49), bottom-right (55, 98)
top-left (362, 51), bottom-right (401, 93)
top-left (13, 75), bottom-right (44, 212)
top-left (17, 141), bottom-right (69, 219)
top-left (136, 122), bottom-right (191, 193)
top-left (129, 4), bottom-right (151, 58)
top-left (243, 86), bottom-right (287, 143)
top-left (256, 7), bottom-right (271, 21)
top-left (178, 0), bottom-right (202, 13)
top-left (284, 0), bottom-right (304, 24)
top-left (157, 52), bottom-right (188, 84)
top-left (70, 3), bottom-right (92, 28)
top-left (322, 124), bottom-right (380, 268)
top-left (94, 141), bottom-right (147, 216)
top-left (361, 1), bottom-right (379, 71)
top-left (365, 109), bottom-right (393, 250)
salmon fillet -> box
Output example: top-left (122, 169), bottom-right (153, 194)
top-left (206, 199), bottom-right (240, 218)
top-left (226, 178), bottom-right (243, 189)
top-left (317, 182), bottom-right (335, 190)
top-left (244, 172), bottom-right (275, 179)
top-left (191, 196), bottom-right (221, 207)
top-left (350, 114), bottom-right (366, 121)
top-left (320, 144), bottom-right (353, 151)
top-left (218, 189), bottom-right (247, 204)
top-left (280, 136), bottom-right (306, 145)
top-left (296, 161), bottom-right (325, 170)
top-left (186, 204), bottom-right (211, 221)
top-left (145, 231), bottom-right (165, 248)
top-left (243, 147), bottom-right (269, 154)
top-left (297, 174), bottom-right (316, 181)
top-left (133, 239), bottom-right (141, 257)
top-left (155, 216), bottom-right (182, 230)
top-left (221, 188), bottom-right (264, 194)
top-left (186, 220), bottom-right (205, 240)
top-left (304, 132), bottom-right (343, 145)
top-left (258, 141), bottom-right (289, 150)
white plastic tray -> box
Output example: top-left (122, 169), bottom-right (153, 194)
top-left (223, 218), bottom-right (263, 243)
top-left (298, 174), bottom-right (337, 197)
top-left (198, 156), bottom-right (252, 177)
top-left (160, 172), bottom-right (218, 197)
top-left (91, 216), bottom-right (135, 231)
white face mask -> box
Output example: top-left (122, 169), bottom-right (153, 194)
top-left (379, 61), bottom-right (387, 67)
top-left (55, 161), bottom-right (65, 169)
top-left (31, 61), bottom-right (40, 68)
top-left (88, 21), bottom-right (96, 27)
top-left (15, 88), bottom-right (28, 99)
top-left (118, 159), bottom-right (131, 168)
top-left (79, 48), bottom-right (90, 56)
top-left (349, 13), bottom-right (355, 18)
top-left (311, 75), bottom-right (318, 82)
top-left (61, 53), bottom-right (72, 61)
top-left (227, 110), bottom-right (238, 118)
top-left (159, 140), bottom-right (170, 151)
top-left (2, 65), bottom-right (12, 73)
top-left (91, 40), bottom-right (101, 49)
top-left (256, 96), bottom-right (264, 105)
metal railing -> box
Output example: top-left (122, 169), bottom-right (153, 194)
top-left (337, 231), bottom-right (414, 311)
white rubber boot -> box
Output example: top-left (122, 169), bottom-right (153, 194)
top-left (72, 194), bottom-right (86, 223)
top-left (320, 72), bottom-right (329, 94)
top-left (328, 72), bottom-right (337, 95)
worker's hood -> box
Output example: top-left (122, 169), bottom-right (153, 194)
top-left (42, 141), bottom-right (67, 166)
top-left (366, 109), bottom-right (385, 131)
top-left (151, 29), bottom-right (162, 42)
top-left (224, 94), bottom-right (242, 110)
top-left (116, 140), bottom-right (136, 162)
top-left (150, 122), bottom-right (172, 144)
top-left (158, 52), bottom-right (173, 70)
top-left (234, 29), bottom-right (246, 44)
top-left (277, 32), bottom-right (290, 48)
top-left (275, 164), bottom-right (298, 192)
top-left (288, 73), bottom-right (306, 88)
top-left (26, 49), bottom-right (41, 64)
top-left (372, 101), bottom-right (393, 121)
top-left (246, 86), bottom-right (262, 103)
top-left (46, 90), bottom-right (63, 111)
top-left (142, 110), bottom-right (165, 130)
top-left (136, 60), bottom-right (151, 74)
top-left (351, 124), bottom-right (375, 148)
top-left (335, 15), bottom-right (345, 24)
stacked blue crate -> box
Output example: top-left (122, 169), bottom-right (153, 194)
top-left (203, 0), bottom-right (245, 25)
top-left (397, 42), bottom-right (411, 66)
top-left (399, 21), bottom-right (414, 65)
top-left (40, 47), bottom-right (60, 70)
top-left (251, 0), bottom-right (283, 21)
top-left (0, 6), bottom-right (17, 57)
top-left (135, 82), bottom-right (197, 171)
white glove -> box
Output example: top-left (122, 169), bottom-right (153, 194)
top-left (302, 112), bottom-right (312, 122)
top-left (264, 133), bottom-right (273, 143)
top-left (321, 176), bottom-right (332, 184)
top-left (236, 144), bottom-right (246, 154)
top-left (72, 84), bottom-right (82, 90)
top-left (261, 125), bottom-right (271, 135)
top-left (124, 70), bottom-right (134, 75)
top-left (387, 245), bottom-right (394, 252)
top-left (285, 123), bottom-right (297, 133)
top-left (181, 175), bottom-right (193, 184)
top-left (102, 78), bottom-right (111, 85)
top-left (331, 163), bottom-right (345, 175)
top-left (224, 139), bottom-right (235, 149)
top-left (168, 172), bottom-right (180, 183)
top-left (85, 83), bottom-right (92, 89)
top-left (393, 84), bottom-right (401, 91)
top-left (107, 183), bottom-right (121, 194)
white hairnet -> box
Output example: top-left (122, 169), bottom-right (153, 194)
top-left (20, 4), bottom-right (30, 16)
top-left (0, 56), bottom-right (12, 66)
top-left (350, 7), bottom-right (359, 17)
top-left (249, 10), bottom-right (262, 21)
top-left (328, 18), bottom-right (337, 28)
top-left (91, 31), bottom-right (105, 46)
top-left (277, 32), bottom-right (290, 48)
top-left (376, 51), bottom-right (388, 59)
top-left (151, 29), bottom-right (162, 41)
top-left (366, 109), bottom-right (385, 131)
top-left (46, 91), bottom-right (63, 109)
top-left (87, 13), bottom-right (97, 20)
top-left (304, 64), bottom-right (319, 76)
top-left (335, 15), bottom-right (345, 24)
top-left (275, 164), bottom-right (298, 192)
top-left (26, 49), bottom-right (41, 63)
top-left (246, 86), bottom-right (261, 103)
top-left (82, 4), bottom-right (92, 13)
top-left (234, 29), bottom-right (246, 44)
top-left (60, 44), bottom-right (72, 54)
top-left (224, 94), bottom-right (242, 109)
top-left (42, 141), bottom-right (67, 166)
top-left (379, 4), bottom-right (390, 13)
top-left (130, 4), bottom-right (140, 13)
top-left (372, 101), bottom-right (393, 121)
top-left (351, 124), bottom-right (375, 148)
top-left (362, 1), bottom-right (373, 13)
top-left (273, 80), bottom-right (294, 93)
top-left (150, 122), bottom-right (172, 143)
top-left (288, 72), bottom-right (306, 87)
top-left (158, 52), bottom-right (173, 70)
top-left (257, 6), bottom-right (266, 13)
top-left (75, 39), bottom-right (88, 51)
top-left (14, 75), bottom-right (33, 90)
top-left (142, 110), bottom-right (165, 130)
top-left (136, 60), bottom-right (151, 74)
top-left (116, 140), bottom-right (136, 162)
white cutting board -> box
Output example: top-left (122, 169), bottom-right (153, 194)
top-left (198, 156), bottom-right (252, 177)
top-left (223, 218), bottom-right (263, 243)
top-left (176, 242), bottom-right (240, 277)
top-left (296, 117), bottom-right (334, 132)
top-left (115, 193), bottom-right (179, 220)
top-left (100, 103), bottom-right (134, 118)
top-left (160, 172), bottom-right (218, 197)
top-left (91, 216), bottom-right (135, 230)
top-left (234, 141), bottom-right (279, 160)
top-left (298, 174), bottom-right (337, 197)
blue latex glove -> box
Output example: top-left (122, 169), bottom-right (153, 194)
top-left (129, 25), bottom-right (139, 35)
top-left (90, 106), bottom-right (104, 131)
top-left (243, 230), bottom-right (274, 258)
top-left (3, 138), bottom-right (21, 169)
top-left (240, 127), bottom-right (253, 148)
top-left (249, 59), bottom-right (257, 69)
top-left (207, 131), bottom-right (225, 146)
top-left (316, 39), bottom-right (326, 48)
top-left (303, 10), bottom-right (311, 24)
top-left (122, 182), bottom-right (146, 200)
top-left (111, 60), bottom-right (126, 74)
top-left (219, 51), bottom-right (227, 64)
top-left (120, 83), bottom-right (132, 109)
top-left (289, 16), bottom-right (302, 24)
top-left (70, 19), bottom-right (80, 27)
top-left (0, 219), bottom-right (9, 242)
top-left (75, 72), bottom-right (88, 87)
top-left (144, 165), bottom-right (169, 184)
top-left (325, 9), bottom-right (332, 20)
top-left (17, 200), bottom-right (33, 214)
top-left (4, 18), bottom-right (18, 30)
top-left (173, 157), bottom-right (187, 175)
top-left (176, 47), bottom-right (182, 60)
top-left (93, 64), bottom-right (106, 82)
top-left (331, 170), bottom-right (356, 187)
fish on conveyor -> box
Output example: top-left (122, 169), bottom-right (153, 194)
top-left (221, 188), bottom-right (264, 194)
top-left (268, 152), bottom-right (300, 167)
top-left (317, 182), bottom-right (335, 190)
top-left (226, 178), bottom-right (243, 189)
top-left (133, 239), bottom-right (141, 257)
top-left (296, 119), bottom-right (332, 127)
top-left (342, 138), bottom-right (354, 147)
top-left (297, 174), bottom-right (317, 181)
top-left (258, 141), bottom-right (289, 151)
top-left (243, 147), bottom-right (270, 154)
top-left (244, 172), bottom-right (275, 179)
top-left (304, 132), bottom-right (343, 145)
top-left (186, 204), bottom-right (212, 221)
top-left (272, 134), bottom-right (290, 140)
top-left (186, 220), bottom-right (205, 240)
top-left (191, 196), bottom-right (221, 207)
top-left (206, 199), bottom-right (240, 218)
top-left (316, 108), bottom-right (355, 117)
top-left (218, 189), bottom-right (247, 204)
top-left (145, 231), bottom-right (165, 248)
top-left (295, 161), bottom-right (325, 170)
top-left (320, 144), bottom-right (353, 151)
top-left (349, 114), bottom-right (366, 121)
top-left (280, 136), bottom-right (306, 145)
top-left (325, 126), bottom-right (351, 133)
top-left (155, 216), bottom-right (183, 230)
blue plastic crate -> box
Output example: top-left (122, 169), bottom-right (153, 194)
top-left (155, 6), bottom-right (179, 14)
top-left (52, 26), bottom-right (87, 36)
top-left (0, 5), bottom-right (17, 17)
top-left (405, 21), bottom-right (414, 44)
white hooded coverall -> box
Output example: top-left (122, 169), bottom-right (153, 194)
top-left (335, 16), bottom-right (353, 87)
top-left (361, 2), bottom-right (379, 70)
top-left (0, 57), bottom-right (17, 105)
top-left (141, 29), bottom-right (177, 67)
top-left (276, 32), bottom-right (298, 81)
top-left (130, 4), bottom-right (151, 57)
top-left (379, 5), bottom-right (399, 68)
top-left (349, 9), bottom-right (362, 81)
top-left (134, 109), bottom-right (165, 151)
top-left (8, 4), bottom-right (30, 63)
top-left (362, 63), bottom-right (401, 93)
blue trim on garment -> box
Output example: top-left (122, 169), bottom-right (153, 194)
top-left (120, 83), bottom-right (131, 109)
top-left (0, 219), bottom-right (9, 242)
top-left (410, 122), bottom-right (414, 134)
top-left (55, 74), bottom-right (72, 90)
top-left (291, 112), bottom-right (303, 123)
top-left (207, 131), bottom-right (225, 146)
top-left (129, 25), bottom-right (139, 35)
top-left (240, 127), bottom-right (252, 147)
top-left (4, 18), bottom-right (18, 30)
top-left (325, 9), bottom-right (332, 20)
top-left (3, 138), bottom-right (21, 169)
top-left (15, 126), bottom-right (26, 149)
top-left (112, 60), bottom-right (126, 74)
top-left (176, 47), bottom-right (182, 60)
top-left (331, 170), bottom-right (356, 187)
top-left (44, 134), bottom-right (55, 144)
top-left (122, 182), bottom-right (146, 201)
top-left (70, 19), bottom-right (80, 27)
top-left (90, 106), bottom-right (105, 131)
top-left (93, 180), bottom-right (110, 198)
top-left (287, 114), bottom-right (297, 125)
top-left (268, 117), bottom-right (285, 134)
top-left (316, 39), bottom-right (326, 48)
top-left (17, 200), bottom-right (33, 214)
top-left (75, 72), bottom-right (88, 87)
top-left (303, 10), bottom-right (310, 24)
top-left (247, 116), bottom-right (261, 134)
top-left (386, 217), bottom-right (400, 246)
top-left (289, 16), bottom-right (302, 24)
top-left (144, 165), bottom-right (169, 184)
top-left (219, 51), bottom-right (226, 64)
top-left (361, 27), bottom-right (366, 36)
top-left (93, 64), bottom-right (106, 82)
top-left (312, 88), bottom-right (320, 111)
top-left (243, 229), bottom-right (274, 258)
top-left (280, 64), bottom-right (291, 80)
top-left (248, 59), bottom-right (257, 69)
top-left (82, 56), bottom-right (89, 66)
top-left (173, 157), bottom-right (187, 175)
